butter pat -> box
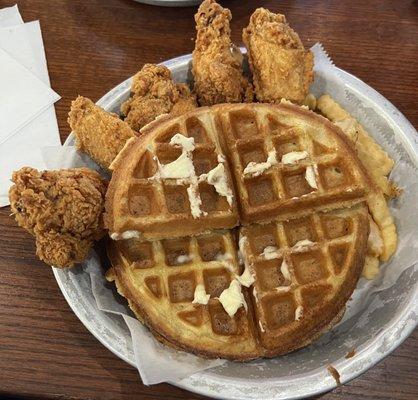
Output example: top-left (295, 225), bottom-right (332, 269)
top-left (236, 266), bottom-right (255, 287)
top-left (281, 151), bottom-right (308, 164)
top-left (243, 150), bottom-right (277, 177)
top-left (293, 239), bottom-right (315, 250)
top-left (280, 259), bottom-right (292, 282)
top-left (192, 284), bottom-right (210, 305)
top-left (110, 230), bottom-right (140, 240)
top-left (176, 254), bottom-right (192, 264)
top-left (199, 163), bottom-right (234, 206)
top-left (155, 134), bottom-right (195, 179)
top-left (295, 305), bottom-right (303, 321)
top-left (187, 182), bottom-right (206, 218)
top-left (170, 133), bottom-right (195, 152)
top-left (219, 280), bottom-right (247, 317)
top-left (261, 245), bottom-right (280, 260)
top-left (305, 165), bottom-right (318, 189)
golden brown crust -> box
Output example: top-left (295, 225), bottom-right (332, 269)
top-left (120, 64), bottom-right (197, 131)
top-left (68, 96), bottom-right (137, 170)
top-left (9, 167), bottom-right (107, 268)
top-left (104, 102), bottom-right (384, 360)
top-left (242, 9), bottom-right (313, 104)
top-left (192, 0), bottom-right (253, 106)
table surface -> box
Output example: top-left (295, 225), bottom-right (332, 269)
top-left (1, 0), bottom-right (417, 399)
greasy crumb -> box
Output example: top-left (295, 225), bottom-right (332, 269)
top-left (327, 365), bottom-right (341, 385)
top-left (345, 349), bottom-right (356, 359)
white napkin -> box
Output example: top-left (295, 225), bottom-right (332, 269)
top-left (0, 47), bottom-right (59, 145)
top-left (0, 5), bottom-right (22, 27)
top-left (0, 7), bottom-right (60, 207)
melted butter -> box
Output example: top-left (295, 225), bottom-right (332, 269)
top-left (236, 266), bottom-right (255, 287)
top-left (186, 181), bottom-right (206, 218)
top-left (219, 280), bottom-right (247, 317)
top-left (199, 163), bottom-right (233, 206)
top-left (305, 165), bottom-right (318, 189)
top-left (293, 239), bottom-right (315, 250)
top-left (261, 245), bottom-right (280, 260)
top-left (110, 230), bottom-right (140, 240)
top-left (281, 151), bottom-right (308, 164)
top-left (243, 150), bottom-right (277, 177)
top-left (295, 305), bottom-right (304, 321)
top-left (280, 259), bottom-right (292, 282)
top-left (192, 284), bottom-right (210, 305)
top-left (170, 133), bottom-right (195, 152)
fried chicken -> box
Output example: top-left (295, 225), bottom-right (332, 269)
top-left (68, 96), bottom-right (137, 170)
top-left (242, 8), bottom-right (314, 104)
top-left (192, 0), bottom-right (253, 106)
top-left (120, 64), bottom-right (197, 131)
top-left (9, 167), bottom-right (107, 268)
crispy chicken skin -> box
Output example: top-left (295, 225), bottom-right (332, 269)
top-left (121, 64), bottom-right (197, 131)
top-left (242, 8), bottom-right (314, 104)
top-left (68, 96), bottom-right (136, 170)
top-left (9, 167), bottom-right (107, 268)
top-left (192, 0), bottom-right (253, 106)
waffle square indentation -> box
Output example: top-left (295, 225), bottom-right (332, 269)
top-left (255, 259), bottom-right (286, 291)
top-left (284, 216), bottom-right (318, 246)
top-left (245, 176), bottom-right (277, 206)
top-left (209, 301), bottom-right (238, 335)
top-left (168, 272), bottom-right (196, 303)
top-left (262, 293), bottom-right (296, 329)
top-left (203, 268), bottom-right (231, 297)
top-left (162, 237), bottom-right (192, 266)
top-left (291, 250), bottom-right (328, 284)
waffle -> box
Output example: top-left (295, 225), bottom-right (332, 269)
top-left (217, 103), bottom-right (375, 224)
top-left (106, 231), bottom-right (260, 360)
top-left (105, 113), bottom-right (238, 241)
top-left (239, 203), bottom-right (369, 356)
top-left (106, 103), bottom-right (382, 237)
top-left (106, 204), bottom-right (368, 359)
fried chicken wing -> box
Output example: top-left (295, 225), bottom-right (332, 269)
top-left (242, 8), bottom-right (313, 104)
top-left (68, 96), bottom-right (136, 170)
top-left (192, 0), bottom-right (253, 106)
top-left (120, 64), bottom-right (197, 131)
top-left (9, 167), bottom-right (107, 268)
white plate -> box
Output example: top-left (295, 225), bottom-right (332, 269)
top-left (54, 52), bottom-right (418, 400)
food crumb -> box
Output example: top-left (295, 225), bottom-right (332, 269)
top-left (327, 365), bottom-right (341, 385)
top-left (345, 348), bottom-right (356, 359)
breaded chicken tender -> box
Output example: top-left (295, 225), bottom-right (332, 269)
top-left (68, 96), bottom-right (137, 170)
top-left (192, 0), bottom-right (253, 106)
top-left (121, 64), bottom-right (197, 131)
top-left (243, 8), bottom-right (313, 104)
top-left (9, 167), bottom-right (107, 268)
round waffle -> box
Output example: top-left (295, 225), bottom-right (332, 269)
top-left (105, 102), bottom-right (390, 359)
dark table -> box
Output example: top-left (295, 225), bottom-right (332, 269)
top-left (1, 0), bottom-right (417, 399)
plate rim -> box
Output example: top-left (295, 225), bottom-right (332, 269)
top-left (54, 52), bottom-right (418, 400)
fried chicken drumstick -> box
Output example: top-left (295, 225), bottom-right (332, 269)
top-left (192, 0), bottom-right (253, 106)
top-left (9, 167), bottom-right (107, 268)
top-left (243, 8), bottom-right (313, 104)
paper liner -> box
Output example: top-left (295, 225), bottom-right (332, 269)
top-left (42, 43), bottom-right (418, 386)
